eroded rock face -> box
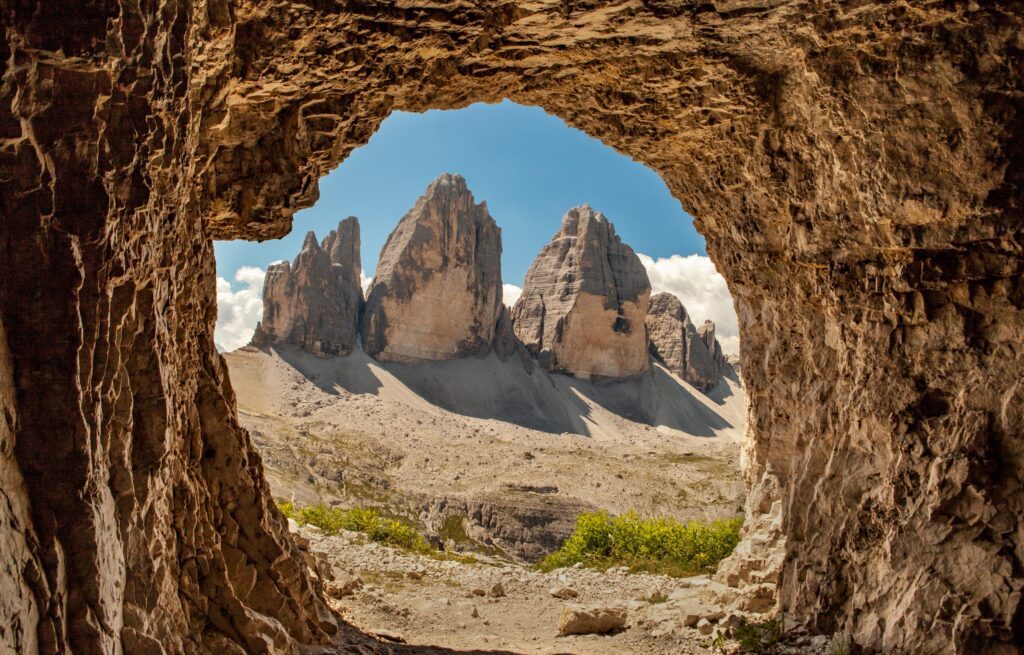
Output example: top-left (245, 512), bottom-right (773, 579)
top-left (646, 292), bottom-right (730, 391)
top-left (362, 174), bottom-right (503, 362)
top-left (253, 218), bottom-right (363, 356)
top-left (511, 206), bottom-right (651, 379)
top-left (2, 1), bottom-right (1023, 654)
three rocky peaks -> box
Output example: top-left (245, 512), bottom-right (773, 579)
top-left (252, 174), bottom-right (732, 389)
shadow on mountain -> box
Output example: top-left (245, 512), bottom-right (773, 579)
top-left (268, 343), bottom-right (386, 396)
top-left (561, 365), bottom-right (733, 437)
top-left (246, 344), bottom-right (736, 439)
top-left (705, 366), bottom-right (740, 406)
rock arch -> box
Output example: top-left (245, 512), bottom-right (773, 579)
top-left (1, 1), bottom-right (1021, 653)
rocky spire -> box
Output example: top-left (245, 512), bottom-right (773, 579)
top-left (646, 292), bottom-right (729, 391)
top-left (251, 217), bottom-right (363, 355)
top-left (361, 173), bottom-right (503, 362)
top-left (510, 205), bottom-right (651, 379)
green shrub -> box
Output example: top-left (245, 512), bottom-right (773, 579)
top-left (538, 511), bottom-right (742, 577)
top-left (732, 616), bottom-right (784, 652)
top-left (276, 500), bottom-right (297, 520)
top-left (275, 501), bottom-right (432, 553)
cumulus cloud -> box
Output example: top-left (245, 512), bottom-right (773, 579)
top-left (638, 253), bottom-right (739, 355)
top-left (215, 266), bottom-right (265, 352)
top-left (361, 272), bottom-right (373, 294)
top-left (502, 284), bottom-right (522, 307)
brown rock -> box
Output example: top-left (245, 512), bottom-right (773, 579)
top-left (252, 217), bottom-right (363, 356)
top-left (511, 206), bottom-right (651, 379)
top-left (646, 292), bottom-right (729, 391)
top-left (326, 573), bottom-right (363, 599)
top-left (362, 174), bottom-right (503, 362)
top-left (3, 2), bottom-right (1022, 654)
top-left (558, 605), bottom-right (628, 635)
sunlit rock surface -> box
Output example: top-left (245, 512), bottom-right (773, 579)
top-left (646, 292), bottom-right (729, 392)
top-left (362, 174), bottom-right (503, 363)
top-left (1, 1), bottom-right (1022, 653)
top-left (511, 206), bottom-right (651, 379)
top-left (252, 217), bottom-right (363, 356)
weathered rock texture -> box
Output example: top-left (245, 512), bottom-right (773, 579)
top-left (363, 174), bottom-right (503, 362)
top-left (646, 292), bottom-right (730, 391)
top-left (511, 206), bottom-right (651, 379)
top-left (253, 218), bottom-right (363, 356)
top-left (2, 1), bottom-right (1023, 654)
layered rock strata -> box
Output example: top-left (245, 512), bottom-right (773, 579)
top-left (646, 292), bottom-right (730, 391)
top-left (511, 206), bottom-right (651, 379)
top-left (362, 174), bottom-right (503, 362)
top-left (2, 2), bottom-right (1022, 654)
top-left (252, 217), bottom-right (363, 356)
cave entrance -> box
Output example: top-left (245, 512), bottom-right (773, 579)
top-left (215, 101), bottom-right (753, 651)
top-left (6, 4), bottom-right (1016, 653)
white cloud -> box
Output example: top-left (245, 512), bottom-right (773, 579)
top-left (360, 271), bottom-right (373, 294)
top-left (215, 266), bottom-right (265, 352)
top-left (638, 253), bottom-right (739, 355)
top-left (503, 284), bottom-right (522, 307)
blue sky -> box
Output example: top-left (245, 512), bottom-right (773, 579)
top-left (214, 101), bottom-right (705, 286)
top-left (214, 101), bottom-right (739, 354)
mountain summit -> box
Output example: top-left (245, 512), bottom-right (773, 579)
top-left (362, 173), bottom-right (503, 362)
top-left (252, 216), bottom-right (363, 355)
top-left (510, 205), bottom-right (652, 379)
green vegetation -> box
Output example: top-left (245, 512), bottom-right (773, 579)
top-left (643, 591), bottom-right (669, 604)
top-left (439, 514), bottom-right (508, 559)
top-left (277, 500), bottom-right (432, 553)
top-left (538, 511), bottom-right (743, 578)
top-left (825, 634), bottom-right (851, 655)
top-left (278, 500), bottom-right (478, 563)
top-left (731, 616), bottom-right (784, 652)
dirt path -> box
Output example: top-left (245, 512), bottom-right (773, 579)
top-left (298, 525), bottom-right (829, 655)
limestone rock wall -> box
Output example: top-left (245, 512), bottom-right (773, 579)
top-left (511, 206), bottom-right (651, 379)
top-left (2, 1), bottom-right (1023, 653)
top-left (646, 292), bottom-right (731, 391)
top-left (253, 218), bottom-right (363, 356)
top-left (362, 174), bottom-right (503, 363)
top-left (0, 9), bottom-right (346, 654)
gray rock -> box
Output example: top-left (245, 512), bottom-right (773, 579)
top-left (362, 174), bottom-right (503, 362)
top-left (646, 292), bottom-right (730, 391)
top-left (325, 573), bottom-right (363, 598)
top-left (252, 217), bottom-right (363, 355)
top-left (511, 205), bottom-right (651, 379)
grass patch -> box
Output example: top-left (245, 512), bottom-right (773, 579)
top-left (439, 514), bottom-right (508, 559)
top-left (731, 616), bottom-right (784, 652)
top-left (538, 511), bottom-right (743, 578)
top-left (278, 500), bottom-right (479, 564)
top-left (439, 514), bottom-right (471, 543)
top-left (643, 591), bottom-right (669, 604)
top-left (278, 501), bottom-right (432, 553)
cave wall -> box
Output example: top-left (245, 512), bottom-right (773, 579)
top-left (1, 1), bottom-right (1022, 654)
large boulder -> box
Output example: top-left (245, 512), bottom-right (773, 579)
top-left (252, 217), bottom-right (363, 355)
top-left (510, 205), bottom-right (650, 379)
top-left (362, 174), bottom-right (503, 362)
top-left (558, 605), bottom-right (628, 635)
top-left (646, 292), bottom-right (729, 391)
